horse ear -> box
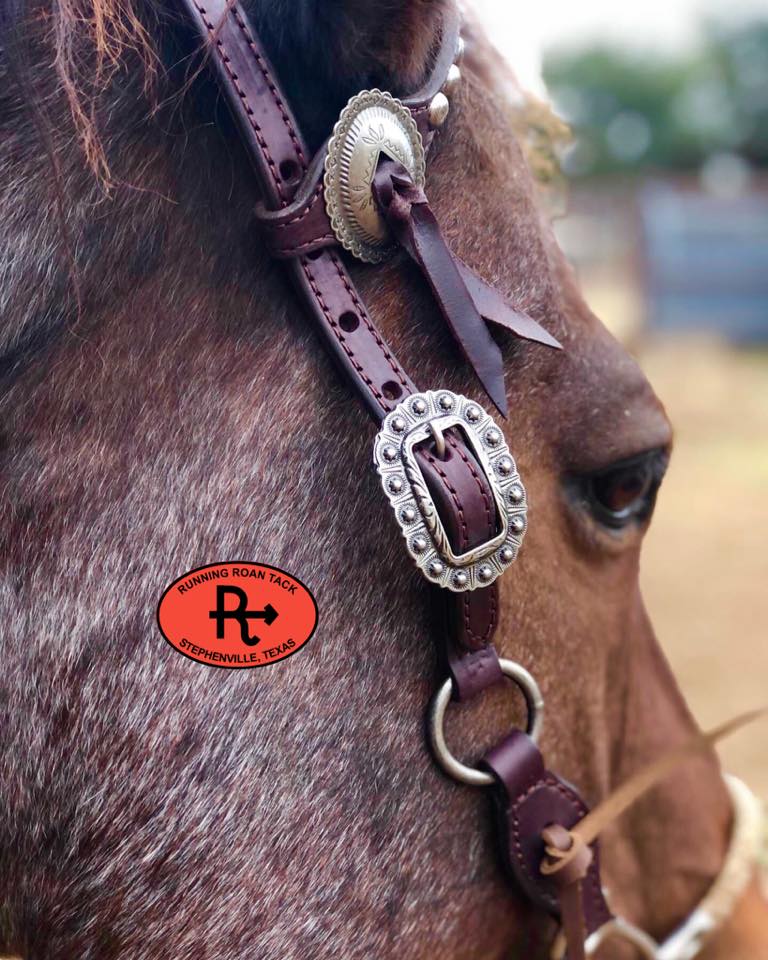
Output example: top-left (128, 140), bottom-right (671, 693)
top-left (250, 0), bottom-right (451, 146)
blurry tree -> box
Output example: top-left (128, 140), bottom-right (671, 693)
top-left (543, 19), bottom-right (768, 177)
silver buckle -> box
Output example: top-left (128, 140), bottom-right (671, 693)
top-left (373, 390), bottom-right (527, 591)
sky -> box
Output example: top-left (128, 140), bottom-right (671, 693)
top-left (471, 0), bottom-right (768, 94)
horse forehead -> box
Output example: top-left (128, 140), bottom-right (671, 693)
top-left (548, 320), bottom-right (672, 470)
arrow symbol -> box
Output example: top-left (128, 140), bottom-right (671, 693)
top-left (259, 603), bottom-right (279, 627)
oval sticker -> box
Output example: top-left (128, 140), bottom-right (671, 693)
top-left (157, 562), bottom-right (318, 669)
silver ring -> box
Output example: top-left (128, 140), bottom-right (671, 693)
top-left (428, 659), bottom-right (544, 786)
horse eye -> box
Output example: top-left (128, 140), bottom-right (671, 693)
top-left (583, 448), bottom-right (669, 529)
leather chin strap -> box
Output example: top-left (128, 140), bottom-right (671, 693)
top-left (175, 2), bottom-right (765, 958)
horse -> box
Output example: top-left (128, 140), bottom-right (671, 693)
top-left (0, 0), bottom-right (765, 956)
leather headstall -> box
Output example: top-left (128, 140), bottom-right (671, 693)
top-left (177, 1), bottom-right (614, 955)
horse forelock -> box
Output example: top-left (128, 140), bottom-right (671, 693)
top-left (0, 0), bottom-right (457, 181)
top-left (1, 0), bottom-right (158, 178)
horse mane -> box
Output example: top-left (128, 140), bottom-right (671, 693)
top-left (1, 0), bottom-right (157, 183)
top-left (1, 0), bottom-right (452, 184)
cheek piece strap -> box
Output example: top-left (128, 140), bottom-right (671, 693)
top-left (175, 1), bottom-right (766, 956)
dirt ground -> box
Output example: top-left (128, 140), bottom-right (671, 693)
top-left (637, 336), bottom-right (768, 799)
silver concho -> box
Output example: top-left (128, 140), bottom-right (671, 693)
top-left (324, 89), bottom-right (426, 263)
top-left (373, 390), bottom-right (528, 592)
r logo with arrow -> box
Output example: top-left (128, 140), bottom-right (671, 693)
top-left (157, 561), bottom-right (318, 669)
top-left (209, 585), bottom-right (279, 646)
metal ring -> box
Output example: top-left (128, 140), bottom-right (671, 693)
top-left (428, 659), bottom-right (544, 787)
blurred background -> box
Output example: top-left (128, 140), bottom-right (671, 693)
top-left (474, 0), bottom-right (768, 797)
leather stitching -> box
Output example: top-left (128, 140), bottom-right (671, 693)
top-left (267, 182), bottom-right (324, 229)
top-left (231, 6), bottom-right (308, 172)
top-left (510, 776), bottom-right (587, 912)
top-left (447, 433), bottom-right (494, 533)
top-left (300, 258), bottom-right (391, 414)
top-left (509, 776), bottom-right (610, 926)
top-left (424, 438), bottom-right (498, 648)
top-left (193, 2), bottom-right (288, 202)
top-left (328, 252), bottom-right (411, 404)
top-left (464, 584), bottom-right (497, 647)
top-left (423, 451), bottom-right (469, 548)
top-left (446, 432), bottom-right (497, 647)
top-left (274, 234), bottom-right (335, 255)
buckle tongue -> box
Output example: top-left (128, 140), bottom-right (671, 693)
top-left (373, 390), bottom-right (527, 592)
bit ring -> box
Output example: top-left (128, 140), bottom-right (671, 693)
top-left (428, 659), bottom-right (544, 787)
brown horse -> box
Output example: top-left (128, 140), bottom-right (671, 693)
top-left (0, 0), bottom-right (764, 957)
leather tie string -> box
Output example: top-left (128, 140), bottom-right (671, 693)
top-left (372, 158), bottom-right (561, 417)
top-left (541, 825), bottom-right (593, 960)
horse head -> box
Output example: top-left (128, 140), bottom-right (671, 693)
top-left (0, 0), bottom-right (764, 957)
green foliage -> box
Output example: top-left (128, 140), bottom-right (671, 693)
top-left (543, 19), bottom-right (768, 177)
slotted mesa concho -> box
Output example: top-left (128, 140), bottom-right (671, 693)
top-left (324, 89), bottom-right (426, 263)
top-left (373, 390), bottom-right (528, 591)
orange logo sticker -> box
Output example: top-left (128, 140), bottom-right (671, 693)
top-left (157, 562), bottom-right (318, 669)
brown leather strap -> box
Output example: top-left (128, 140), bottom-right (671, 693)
top-left (482, 730), bottom-right (613, 937)
top-left (178, 0), bottom-right (501, 662)
top-left (258, 164), bottom-right (561, 355)
top-left (182, 0), bottom-right (420, 421)
top-left (417, 427), bottom-right (500, 697)
top-left (372, 159), bottom-right (508, 416)
top-left (453, 259), bottom-right (562, 349)
top-left (448, 645), bottom-right (504, 701)
top-left (254, 9), bottom-right (462, 254)
top-left (257, 150), bottom-right (334, 258)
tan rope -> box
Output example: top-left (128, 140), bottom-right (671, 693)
top-left (542, 708), bottom-right (766, 877)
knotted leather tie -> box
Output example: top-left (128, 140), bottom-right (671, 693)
top-left (372, 158), bottom-right (560, 417)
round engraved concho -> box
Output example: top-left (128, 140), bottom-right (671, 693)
top-left (324, 89), bottom-right (426, 263)
top-left (373, 391), bottom-right (528, 592)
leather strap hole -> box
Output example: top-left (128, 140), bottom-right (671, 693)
top-left (279, 159), bottom-right (301, 184)
top-left (306, 248), bottom-right (324, 261)
top-left (339, 311), bottom-right (360, 333)
top-left (381, 381), bottom-right (403, 401)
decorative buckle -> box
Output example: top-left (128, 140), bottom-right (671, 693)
top-left (373, 390), bottom-right (527, 591)
top-left (324, 89), bottom-right (425, 263)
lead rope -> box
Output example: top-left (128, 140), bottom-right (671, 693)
top-left (540, 708), bottom-right (766, 959)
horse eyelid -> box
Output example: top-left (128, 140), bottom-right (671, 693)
top-left (574, 447), bottom-right (670, 530)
